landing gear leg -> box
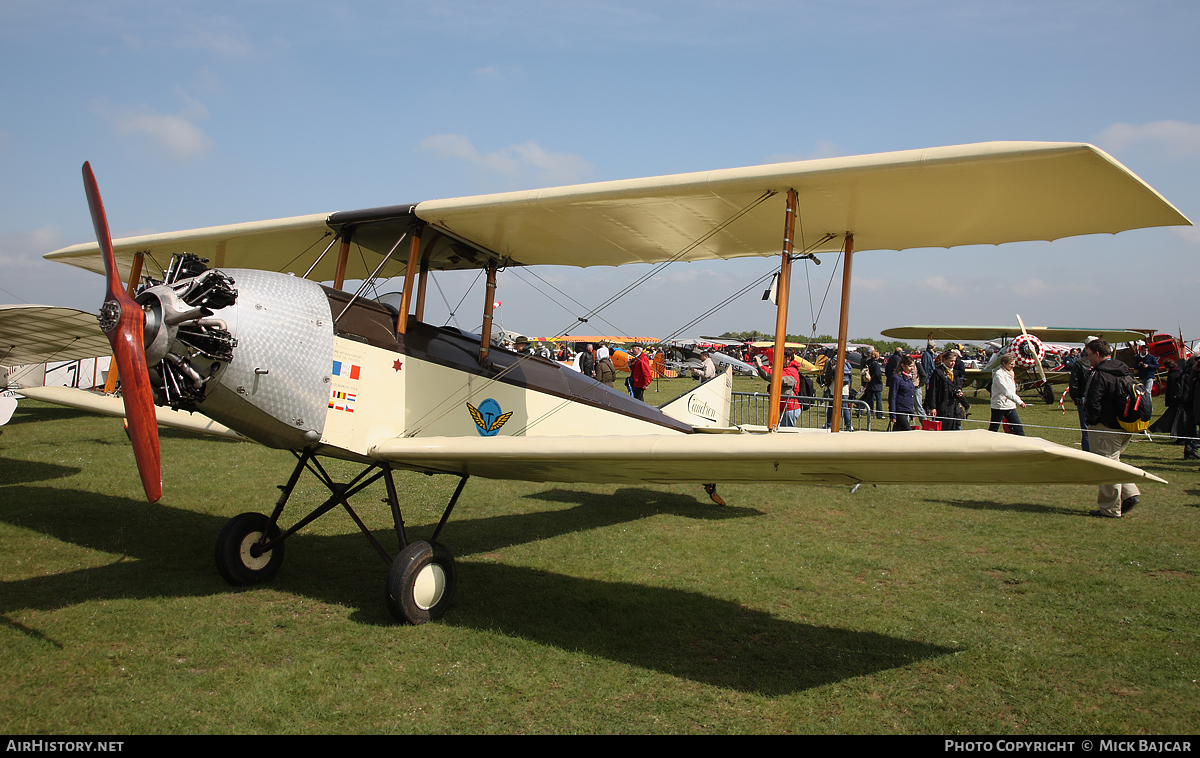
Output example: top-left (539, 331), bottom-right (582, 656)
top-left (383, 472), bottom-right (468, 624)
top-left (212, 450), bottom-right (470, 624)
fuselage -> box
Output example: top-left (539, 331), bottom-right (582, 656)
top-left (138, 267), bottom-right (692, 466)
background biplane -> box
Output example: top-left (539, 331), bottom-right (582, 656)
top-left (12, 141), bottom-right (1190, 623)
top-left (882, 322), bottom-right (1147, 403)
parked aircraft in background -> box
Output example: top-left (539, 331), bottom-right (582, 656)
top-left (882, 322), bottom-right (1147, 402)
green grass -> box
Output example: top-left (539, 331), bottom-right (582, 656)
top-left (1, 392), bottom-right (1197, 734)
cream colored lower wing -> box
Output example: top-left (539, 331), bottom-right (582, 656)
top-left (18, 386), bottom-right (246, 440)
top-left (370, 430), bottom-right (1163, 486)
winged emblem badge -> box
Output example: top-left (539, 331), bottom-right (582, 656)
top-left (467, 398), bottom-right (513, 437)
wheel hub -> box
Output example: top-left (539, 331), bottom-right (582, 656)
top-left (239, 531), bottom-right (272, 570)
top-left (413, 563), bottom-right (446, 610)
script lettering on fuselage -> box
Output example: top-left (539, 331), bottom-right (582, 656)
top-left (687, 393), bottom-right (719, 423)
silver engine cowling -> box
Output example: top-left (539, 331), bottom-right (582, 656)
top-left (137, 256), bottom-right (335, 449)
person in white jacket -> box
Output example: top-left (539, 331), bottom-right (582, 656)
top-left (988, 353), bottom-right (1027, 435)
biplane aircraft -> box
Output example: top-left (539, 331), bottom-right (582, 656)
top-left (881, 321), bottom-right (1147, 403)
top-left (660, 341), bottom-right (758, 378)
top-left (11, 142), bottom-right (1190, 624)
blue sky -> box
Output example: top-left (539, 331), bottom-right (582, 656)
top-left (2, 1), bottom-right (1198, 343)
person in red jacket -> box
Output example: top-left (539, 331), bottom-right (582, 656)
top-left (754, 348), bottom-right (810, 426)
top-left (629, 344), bottom-right (653, 401)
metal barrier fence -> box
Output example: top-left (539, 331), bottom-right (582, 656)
top-left (730, 392), bottom-right (876, 430)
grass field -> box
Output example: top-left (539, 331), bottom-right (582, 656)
top-left (1, 381), bottom-right (1197, 734)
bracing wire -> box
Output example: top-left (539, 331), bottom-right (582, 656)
top-left (808, 243), bottom-right (843, 343)
top-left (276, 231), bottom-right (334, 276)
top-left (505, 267), bottom-right (629, 337)
top-left (405, 192), bottom-right (780, 436)
top-left (659, 232), bottom-right (834, 344)
top-left (430, 273), bottom-right (459, 328)
top-left (543, 190), bottom-right (778, 340)
top-left (442, 269), bottom-right (484, 328)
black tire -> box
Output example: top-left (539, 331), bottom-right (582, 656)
top-left (385, 541), bottom-right (456, 624)
top-left (1042, 384), bottom-right (1055, 404)
top-left (215, 512), bottom-right (285, 586)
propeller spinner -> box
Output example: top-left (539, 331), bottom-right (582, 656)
top-left (84, 162), bottom-right (162, 502)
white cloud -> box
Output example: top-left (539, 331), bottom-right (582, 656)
top-left (1009, 278), bottom-right (1050, 298)
top-left (657, 267), bottom-right (735, 289)
top-left (919, 275), bottom-right (966, 297)
top-left (853, 276), bottom-right (888, 293)
top-left (176, 23), bottom-right (253, 58)
top-left (1171, 226), bottom-right (1200, 245)
top-left (95, 96), bottom-right (213, 162)
top-left (1096, 120), bottom-right (1200, 158)
top-left (419, 134), bottom-right (593, 186)
top-left (0, 227), bottom-right (64, 269)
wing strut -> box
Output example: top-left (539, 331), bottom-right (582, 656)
top-left (332, 235), bottom-right (351, 291)
top-left (396, 222), bottom-right (424, 333)
top-left (766, 189), bottom-right (798, 431)
top-left (831, 234), bottom-right (855, 432)
top-left (414, 231), bottom-right (439, 322)
top-left (479, 264), bottom-right (498, 363)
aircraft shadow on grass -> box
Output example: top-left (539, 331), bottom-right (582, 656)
top-left (8, 405), bottom-right (95, 424)
top-left (0, 485), bottom-right (954, 694)
top-left (1122, 450), bottom-right (1188, 475)
top-left (0, 457), bottom-right (81, 486)
top-left (931, 498), bottom-right (1082, 517)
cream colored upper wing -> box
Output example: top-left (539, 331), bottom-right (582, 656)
top-left (45, 142), bottom-right (1190, 280)
top-left (414, 142), bottom-right (1190, 267)
top-left (369, 430), bottom-right (1164, 486)
top-left (0, 305), bottom-right (112, 366)
top-left (44, 212), bottom-right (338, 285)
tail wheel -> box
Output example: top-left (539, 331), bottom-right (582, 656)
top-left (386, 541), bottom-right (456, 624)
top-left (215, 512), bottom-right (285, 586)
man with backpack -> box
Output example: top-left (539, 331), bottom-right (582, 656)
top-left (863, 350), bottom-right (886, 419)
top-left (1180, 355), bottom-right (1200, 460)
top-left (1068, 336), bottom-right (1099, 452)
top-left (1084, 339), bottom-right (1141, 518)
top-left (818, 349), bottom-right (853, 430)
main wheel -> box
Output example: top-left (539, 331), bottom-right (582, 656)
top-left (385, 541), bottom-right (456, 624)
top-left (1042, 384), bottom-right (1055, 404)
top-left (215, 512), bottom-right (285, 586)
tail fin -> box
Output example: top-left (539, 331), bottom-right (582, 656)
top-left (661, 366), bottom-right (733, 428)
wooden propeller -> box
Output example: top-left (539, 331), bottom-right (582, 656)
top-left (83, 162), bottom-right (162, 502)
